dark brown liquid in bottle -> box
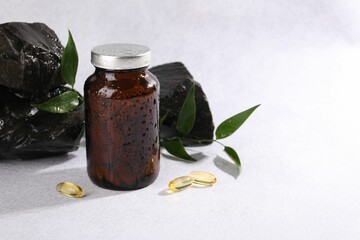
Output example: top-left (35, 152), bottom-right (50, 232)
top-left (84, 67), bottom-right (160, 190)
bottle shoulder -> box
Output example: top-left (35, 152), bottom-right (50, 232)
top-left (84, 69), bottom-right (158, 99)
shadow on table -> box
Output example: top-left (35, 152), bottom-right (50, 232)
top-left (214, 155), bottom-right (241, 179)
top-left (161, 151), bottom-right (207, 163)
top-left (0, 154), bottom-right (125, 216)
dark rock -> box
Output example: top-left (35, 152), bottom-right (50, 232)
top-left (0, 22), bottom-right (64, 95)
top-left (149, 62), bottom-right (214, 145)
top-left (0, 86), bottom-right (84, 159)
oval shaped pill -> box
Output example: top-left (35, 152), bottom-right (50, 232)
top-left (56, 182), bottom-right (85, 198)
top-left (168, 176), bottom-right (194, 192)
top-left (188, 171), bottom-right (217, 186)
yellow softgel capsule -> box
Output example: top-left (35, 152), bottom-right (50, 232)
top-left (188, 171), bottom-right (217, 186)
top-left (56, 182), bottom-right (85, 198)
top-left (168, 176), bottom-right (194, 192)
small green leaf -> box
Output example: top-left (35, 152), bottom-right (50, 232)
top-left (176, 84), bottom-right (196, 136)
top-left (224, 146), bottom-right (241, 167)
top-left (61, 30), bottom-right (78, 88)
top-left (160, 111), bottom-right (169, 125)
top-left (31, 91), bottom-right (79, 114)
top-left (216, 104), bottom-right (260, 139)
top-left (162, 137), bottom-right (196, 161)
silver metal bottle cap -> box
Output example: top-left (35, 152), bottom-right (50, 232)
top-left (91, 43), bottom-right (151, 70)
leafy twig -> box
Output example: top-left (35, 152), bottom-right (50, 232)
top-left (160, 83), bottom-right (260, 168)
top-left (31, 30), bottom-right (80, 113)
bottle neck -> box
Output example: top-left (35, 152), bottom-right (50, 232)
top-left (94, 66), bottom-right (148, 79)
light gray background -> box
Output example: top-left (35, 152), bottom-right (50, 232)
top-left (0, 0), bottom-right (360, 239)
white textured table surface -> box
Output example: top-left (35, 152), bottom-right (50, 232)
top-left (1, 0), bottom-right (360, 239)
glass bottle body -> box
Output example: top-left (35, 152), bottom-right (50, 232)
top-left (84, 67), bottom-right (160, 190)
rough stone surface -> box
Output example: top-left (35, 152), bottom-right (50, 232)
top-left (0, 86), bottom-right (84, 159)
top-left (0, 22), bottom-right (64, 95)
top-left (149, 62), bottom-right (214, 145)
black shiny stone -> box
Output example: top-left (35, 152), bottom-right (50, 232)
top-left (0, 86), bottom-right (84, 159)
top-left (149, 62), bottom-right (214, 145)
top-left (0, 22), bottom-right (64, 95)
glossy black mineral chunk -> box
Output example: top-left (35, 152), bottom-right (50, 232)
top-left (0, 22), bottom-right (64, 95)
top-left (149, 62), bottom-right (214, 145)
top-left (0, 86), bottom-right (84, 159)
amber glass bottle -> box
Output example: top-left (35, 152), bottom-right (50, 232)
top-left (84, 44), bottom-right (160, 190)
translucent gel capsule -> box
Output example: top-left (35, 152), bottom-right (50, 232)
top-left (168, 176), bottom-right (194, 192)
top-left (56, 182), bottom-right (85, 198)
top-left (188, 171), bottom-right (217, 186)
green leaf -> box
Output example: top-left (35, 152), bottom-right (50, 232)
top-left (162, 137), bottom-right (196, 161)
top-left (61, 30), bottom-right (78, 88)
top-left (31, 91), bottom-right (79, 114)
top-left (215, 104), bottom-right (260, 139)
top-left (224, 146), bottom-right (241, 167)
top-left (160, 111), bottom-right (169, 125)
top-left (176, 84), bottom-right (196, 136)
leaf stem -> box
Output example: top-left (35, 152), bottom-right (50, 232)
top-left (213, 140), bottom-right (225, 147)
top-left (185, 138), bottom-right (214, 144)
top-left (185, 138), bottom-right (226, 147)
